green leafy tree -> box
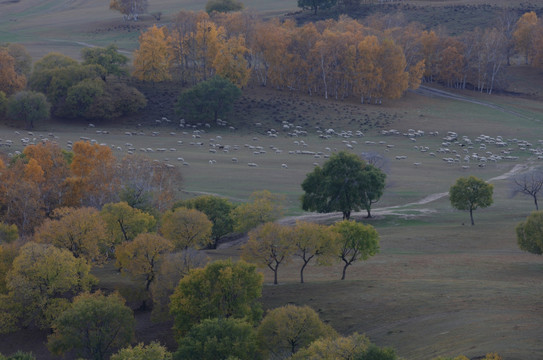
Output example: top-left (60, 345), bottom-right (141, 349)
top-left (100, 201), bottom-right (156, 245)
top-left (0, 351), bottom-right (36, 360)
top-left (111, 342), bottom-right (172, 360)
top-left (0, 242), bottom-right (96, 332)
top-left (232, 190), bottom-right (285, 233)
top-left (297, 0), bottom-right (337, 15)
top-left (115, 233), bottom-right (174, 309)
top-left (48, 291), bottom-right (135, 360)
top-left (241, 222), bottom-right (294, 285)
top-left (449, 176), bottom-right (494, 225)
top-left (169, 259), bottom-right (263, 338)
top-left (290, 221), bottom-right (338, 283)
top-left (176, 75), bottom-right (241, 122)
top-left (160, 207), bottom-right (213, 250)
top-left (301, 151), bottom-right (386, 220)
top-left (64, 78), bottom-right (105, 118)
top-left (82, 44), bottom-right (129, 77)
top-left (332, 220), bottom-right (380, 280)
top-left (174, 318), bottom-right (260, 360)
top-left (0, 222), bottom-right (18, 243)
top-left (257, 304), bottom-right (337, 359)
top-left (6, 91), bottom-right (51, 129)
top-left (205, 0), bottom-right (244, 13)
top-left (516, 210), bottom-right (543, 255)
top-left (175, 195), bottom-right (234, 248)
top-left (291, 332), bottom-right (396, 360)
top-left (32, 52), bottom-right (78, 73)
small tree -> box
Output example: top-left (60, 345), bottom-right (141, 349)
top-left (241, 222), bottom-right (294, 285)
top-left (516, 211), bottom-right (543, 255)
top-left (160, 207), bottom-right (213, 250)
top-left (257, 304), bottom-right (336, 359)
top-left (0, 50), bottom-right (26, 96)
top-left (81, 44), bottom-right (129, 77)
top-left (332, 220), bottom-right (380, 280)
top-left (205, 0), bottom-right (244, 13)
top-left (133, 25), bottom-right (172, 82)
top-left (111, 342), bottom-right (172, 360)
top-left (510, 169), bottom-right (543, 210)
top-left (290, 221), bottom-right (338, 283)
top-left (48, 291), bottom-right (135, 360)
top-left (175, 75), bottom-right (241, 122)
top-left (169, 259), bottom-right (263, 337)
top-left (109, 0), bottom-right (148, 21)
top-left (175, 195), bottom-right (234, 249)
top-left (100, 201), bottom-right (156, 245)
top-left (231, 190), bottom-right (285, 233)
top-left (449, 176), bottom-right (493, 226)
top-left (6, 91), bottom-right (50, 129)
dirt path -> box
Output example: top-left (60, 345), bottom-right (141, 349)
top-left (413, 86), bottom-right (531, 119)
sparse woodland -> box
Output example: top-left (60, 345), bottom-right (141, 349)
top-left (1, 1), bottom-right (543, 359)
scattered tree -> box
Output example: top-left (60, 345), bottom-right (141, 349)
top-left (175, 75), bottom-right (241, 122)
top-left (169, 259), bottom-right (263, 337)
top-left (111, 342), bottom-right (172, 360)
top-left (81, 44), bottom-right (129, 77)
top-left (6, 91), bottom-right (50, 129)
top-left (175, 195), bottom-right (234, 248)
top-left (297, 0), bottom-right (337, 15)
top-left (231, 190), bottom-right (285, 233)
top-left (1, 242), bottom-right (96, 332)
top-left (301, 151), bottom-right (386, 220)
top-left (0, 50), bottom-right (26, 96)
top-left (34, 207), bottom-right (109, 263)
top-left (160, 207), bottom-right (213, 250)
top-left (257, 304), bottom-right (337, 358)
top-left (449, 176), bottom-right (494, 226)
top-left (133, 25), bottom-right (173, 82)
top-left (332, 220), bottom-right (380, 280)
top-left (290, 221), bottom-right (338, 283)
top-left (175, 318), bottom-right (260, 360)
top-left (115, 233), bottom-right (173, 308)
top-left (510, 169), bottom-right (543, 210)
top-left (100, 201), bottom-right (156, 245)
top-left (48, 291), bottom-right (135, 360)
top-left (516, 210), bottom-right (543, 255)
top-left (242, 222), bottom-right (294, 284)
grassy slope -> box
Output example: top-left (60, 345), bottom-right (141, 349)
top-left (1, 1), bottom-right (543, 359)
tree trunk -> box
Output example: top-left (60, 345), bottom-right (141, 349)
top-left (366, 208), bottom-right (372, 218)
top-left (534, 196), bottom-right (539, 211)
top-left (273, 268), bottom-right (278, 285)
top-left (341, 262), bottom-right (349, 280)
top-left (300, 261), bottom-right (309, 283)
top-left (470, 208), bottom-right (475, 225)
top-left (343, 210), bottom-right (351, 220)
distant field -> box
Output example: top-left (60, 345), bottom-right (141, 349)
top-left (2, 0), bottom-right (543, 359)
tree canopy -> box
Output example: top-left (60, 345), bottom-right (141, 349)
top-left (516, 211), bottom-right (543, 255)
top-left (205, 0), bottom-right (244, 14)
top-left (169, 259), bottom-right (263, 338)
top-left (449, 176), bottom-right (494, 225)
top-left (176, 75), bottom-right (241, 122)
top-left (301, 151), bottom-right (386, 220)
top-left (6, 91), bottom-right (50, 129)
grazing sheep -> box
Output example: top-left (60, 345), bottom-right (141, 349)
top-left (281, 163), bottom-right (288, 169)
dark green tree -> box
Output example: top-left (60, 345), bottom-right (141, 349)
top-left (169, 259), bottom-right (263, 338)
top-left (6, 91), bottom-right (51, 129)
top-left (205, 0), bottom-right (244, 13)
top-left (297, 0), bottom-right (337, 15)
top-left (0, 351), bottom-right (36, 360)
top-left (82, 44), bottom-right (129, 77)
top-left (516, 210), bottom-right (543, 255)
top-left (174, 195), bottom-right (234, 249)
top-left (301, 151), bottom-right (386, 220)
top-left (174, 318), bottom-right (261, 360)
top-left (48, 291), bottom-right (135, 360)
top-left (176, 75), bottom-right (241, 122)
top-left (449, 176), bottom-right (493, 225)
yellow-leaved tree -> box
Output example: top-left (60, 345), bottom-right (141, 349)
top-left (213, 34), bottom-right (251, 87)
top-left (133, 25), bottom-right (173, 82)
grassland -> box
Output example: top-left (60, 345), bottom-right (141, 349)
top-left (1, 0), bottom-right (543, 359)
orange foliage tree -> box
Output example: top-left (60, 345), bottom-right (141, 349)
top-left (0, 50), bottom-right (26, 96)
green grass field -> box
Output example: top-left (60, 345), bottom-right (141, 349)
top-left (2, 0), bottom-right (543, 359)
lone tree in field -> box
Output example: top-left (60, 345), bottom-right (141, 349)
top-left (301, 151), bottom-right (386, 220)
top-left (205, 0), bottom-right (244, 13)
top-left (516, 211), bottom-right (543, 255)
top-left (510, 169), bottom-right (543, 210)
top-left (449, 176), bottom-right (493, 226)
top-left (110, 0), bottom-right (148, 21)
